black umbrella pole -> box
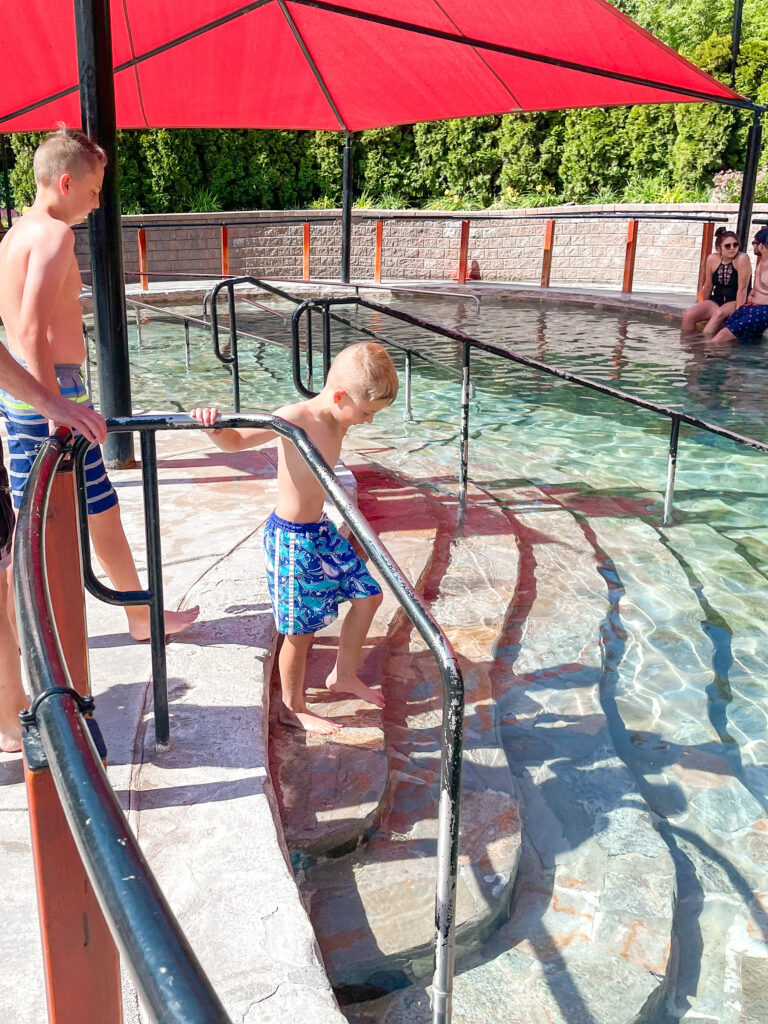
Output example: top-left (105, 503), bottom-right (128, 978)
top-left (74, 0), bottom-right (134, 467)
top-left (1, 137), bottom-right (13, 229)
top-left (737, 109), bottom-right (763, 252)
top-left (341, 132), bottom-right (353, 284)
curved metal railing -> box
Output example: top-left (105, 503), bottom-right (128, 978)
top-left (16, 416), bottom-right (465, 1024)
top-left (206, 276), bottom-right (468, 413)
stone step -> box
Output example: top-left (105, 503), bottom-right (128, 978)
top-left (268, 464), bottom-right (439, 857)
top-left (301, 470), bottom-right (522, 998)
top-left (342, 467), bottom-right (677, 1024)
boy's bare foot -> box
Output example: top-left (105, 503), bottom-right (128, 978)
top-left (278, 706), bottom-right (341, 734)
top-left (326, 671), bottom-right (386, 708)
top-left (129, 605), bottom-right (200, 642)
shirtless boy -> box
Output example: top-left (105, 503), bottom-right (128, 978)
top-left (0, 128), bottom-right (198, 648)
top-left (0, 348), bottom-right (106, 752)
top-left (192, 342), bottom-right (398, 734)
top-left (711, 228), bottom-right (768, 345)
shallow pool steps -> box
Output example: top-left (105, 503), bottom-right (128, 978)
top-left (288, 465), bottom-right (522, 997)
top-left (340, 455), bottom-right (677, 1024)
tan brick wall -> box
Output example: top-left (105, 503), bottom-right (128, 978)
top-left (73, 203), bottom-right (768, 294)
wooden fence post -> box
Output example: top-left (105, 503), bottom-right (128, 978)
top-left (457, 219), bottom-right (470, 284)
top-left (540, 219), bottom-right (555, 288)
top-left (622, 219), bottom-right (639, 294)
top-left (697, 221), bottom-right (715, 299)
top-left (303, 222), bottom-right (310, 281)
top-left (374, 220), bottom-right (383, 283)
top-left (220, 226), bottom-right (229, 276)
top-left (137, 228), bottom-right (148, 291)
top-left (24, 466), bottom-right (122, 1024)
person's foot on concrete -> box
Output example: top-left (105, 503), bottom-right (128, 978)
top-left (326, 671), bottom-right (385, 708)
top-left (0, 716), bottom-right (23, 754)
top-left (278, 705), bottom-right (341, 734)
top-left (129, 605), bottom-right (200, 642)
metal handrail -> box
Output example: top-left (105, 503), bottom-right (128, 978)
top-left (290, 296), bottom-right (768, 523)
top-left (14, 426), bottom-right (231, 1024)
top-left (206, 276), bottom-right (468, 414)
top-left (24, 415), bottom-right (464, 1024)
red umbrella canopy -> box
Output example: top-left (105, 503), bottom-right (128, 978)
top-left (1, 0), bottom-right (743, 131)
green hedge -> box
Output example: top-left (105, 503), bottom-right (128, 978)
top-left (6, 0), bottom-right (768, 212)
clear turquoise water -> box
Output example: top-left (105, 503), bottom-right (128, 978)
top-left (86, 294), bottom-right (768, 526)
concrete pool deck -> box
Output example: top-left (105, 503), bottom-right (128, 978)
top-left (0, 429), bottom-right (348, 1024)
top-left (98, 275), bottom-right (693, 323)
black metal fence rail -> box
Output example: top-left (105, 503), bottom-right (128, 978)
top-left (14, 427), bottom-right (231, 1024)
top-left (22, 415), bottom-right (464, 1024)
top-left (289, 296), bottom-right (768, 525)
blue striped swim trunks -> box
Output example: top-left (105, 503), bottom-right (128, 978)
top-left (263, 513), bottom-right (381, 635)
top-left (0, 362), bottom-right (117, 515)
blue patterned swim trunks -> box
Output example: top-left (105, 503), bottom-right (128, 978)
top-left (0, 362), bottom-right (118, 515)
top-left (724, 302), bottom-right (768, 344)
top-left (263, 513), bottom-right (381, 635)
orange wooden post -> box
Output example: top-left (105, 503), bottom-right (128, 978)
top-left (622, 219), bottom-right (639, 294)
top-left (540, 219), bottom-right (555, 287)
top-left (457, 219), bottom-right (470, 284)
top-left (303, 221), bottom-right (310, 281)
top-left (220, 225), bottom-right (230, 276)
top-left (697, 221), bottom-right (715, 300)
top-left (24, 466), bottom-right (122, 1023)
top-left (44, 468), bottom-right (90, 695)
top-left (137, 228), bottom-right (148, 291)
top-left (374, 219), bottom-right (383, 283)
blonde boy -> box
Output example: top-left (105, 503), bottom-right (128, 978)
top-left (192, 342), bottom-right (398, 734)
top-left (0, 128), bottom-right (198, 641)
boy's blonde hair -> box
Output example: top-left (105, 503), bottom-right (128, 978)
top-left (34, 128), bottom-right (107, 186)
top-left (327, 343), bottom-right (399, 403)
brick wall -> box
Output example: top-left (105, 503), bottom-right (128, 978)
top-left (73, 203), bottom-right (768, 294)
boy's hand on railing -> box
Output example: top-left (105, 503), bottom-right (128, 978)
top-left (189, 407), bottom-right (221, 430)
top-left (41, 395), bottom-right (107, 445)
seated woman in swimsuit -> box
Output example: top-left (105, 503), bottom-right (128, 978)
top-left (681, 227), bottom-right (752, 335)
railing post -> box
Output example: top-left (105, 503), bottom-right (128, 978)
top-left (303, 221), bottom-right (311, 281)
top-left (404, 349), bottom-right (413, 420)
top-left (139, 430), bottom-right (170, 748)
top-left (663, 415), bottom-right (681, 527)
top-left (697, 222), bottom-right (715, 300)
top-left (459, 342), bottom-right (471, 508)
top-left (541, 219), bottom-right (555, 288)
top-left (457, 220), bottom-right (470, 284)
top-left (374, 219), bottom-right (383, 283)
top-left (622, 219), bottom-right (639, 294)
top-left (137, 227), bottom-right (148, 291)
top-left (184, 318), bottom-right (190, 370)
top-left (220, 225), bottom-right (229, 277)
top-left (226, 283), bottom-right (241, 412)
top-left (134, 305), bottom-right (143, 349)
top-left (23, 462), bottom-right (123, 1023)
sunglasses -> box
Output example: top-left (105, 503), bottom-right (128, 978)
top-left (722, 242), bottom-right (739, 249)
